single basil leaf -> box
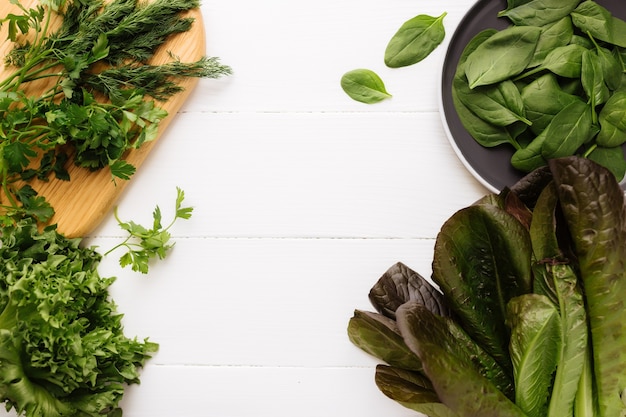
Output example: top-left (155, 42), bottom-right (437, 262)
top-left (587, 145), bottom-right (626, 181)
top-left (541, 100), bottom-right (593, 159)
top-left (375, 365), bottom-right (460, 417)
top-left (582, 49), bottom-right (610, 109)
top-left (432, 204), bottom-right (532, 373)
top-left (347, 310), bottom-right (423, 371)
top-left (384, 13), bottom-right (446, 68)
top-left (521, 74), bottom-right (583, 135)
top-left (529, 17), bottom-right (574, 68)
top-left (340, 69), bottom-right (391, 104)
top-left (397, 302), bottom-right (527, 417)
top-left (498, 0), bottom-right (579, 27)
top-left (572, 1), bottom-right (626, 48)
top-left (596, 91), bottom-right (626, 147)
top-left (549, 156), bottom-right (626, 417)
top-left (464, 25), bottom-right (542, 88)
top-left (507, 294), bottom-right (560, 417)
top-left (368, 262), bottom-right (450, 320)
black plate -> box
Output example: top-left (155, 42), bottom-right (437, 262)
top-left (440, 0), bottom-right (625, 192)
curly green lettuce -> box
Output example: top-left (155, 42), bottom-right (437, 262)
top-left (0, 218), bottom-right (157, 417)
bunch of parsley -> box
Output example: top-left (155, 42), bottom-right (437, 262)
top-left (0, 0), bottom-right (230, 223)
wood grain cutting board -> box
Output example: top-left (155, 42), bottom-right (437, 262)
top-left (0, 0), bottom-right (205, 237)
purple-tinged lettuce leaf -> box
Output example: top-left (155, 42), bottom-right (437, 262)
top-left (396, 302), bottom-right (527, 417)
top-left (432, 204), bottom-right (532, 374)
top-left (549, 156), bottom-right (626, 416)
top-left (368, 262), bottom-right (450, 320)
top-left (374, 365), bottom-right (459, 417)
top-left (347, 310), bottom-right (422, 371)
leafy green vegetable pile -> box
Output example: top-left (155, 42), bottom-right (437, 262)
top-left (348, 156), bottom-right (626, 417)
top-left (453, 0), bottom-right (626, 181)
top-left (0, 0), bottom-right (230, 223)
top-left (0, 218), bottom-right (157, 416)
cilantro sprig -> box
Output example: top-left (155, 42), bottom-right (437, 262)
top-left (0, 0), bottom-right (230, 223)
top-left (105, 187), bottom-right (193, 273)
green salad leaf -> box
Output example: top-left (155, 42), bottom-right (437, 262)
top-left (348, 156), bottom-right (626, 417)
top-left (453, 0), bottom-right (626, 180)
top-left (0, 218), bottom-right (157, 417)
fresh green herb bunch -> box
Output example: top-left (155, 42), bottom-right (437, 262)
top-left (0, 0), bottom-right (231, 222)
top-left (0, 217), bottom-right (158, 417)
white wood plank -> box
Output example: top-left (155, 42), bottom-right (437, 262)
top-left (91, 237), bottom-right (437, 367)
top-left (117, 365), bottom-right (424, 417)
top-left (91, 112), bottom-right (487, 239)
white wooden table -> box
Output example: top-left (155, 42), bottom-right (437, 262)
top-left (8, 0), bottom-right (489, 415)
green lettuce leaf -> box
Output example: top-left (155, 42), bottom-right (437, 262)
top-left (549, 156), bottom-right (626, 416)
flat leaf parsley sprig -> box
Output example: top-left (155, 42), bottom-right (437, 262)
top-left (0, 0), bottom-right (231, 223)
top-left (105, 187), bottom-right (193, 274)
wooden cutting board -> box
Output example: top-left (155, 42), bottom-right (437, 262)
top-left (0, 1), bottom-right (205, 237)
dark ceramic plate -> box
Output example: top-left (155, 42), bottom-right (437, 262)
top-left (440, 0), bottom-right (624, 192)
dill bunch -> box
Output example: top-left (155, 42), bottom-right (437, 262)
top-left (0, 0), bottom-right (231, 223)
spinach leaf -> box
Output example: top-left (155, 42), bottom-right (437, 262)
top-left (397, 302), bottom-right (528, 417)
top-left (587, 145), bottom-right (626, 180)
top-left (340, 69), bottom-right (391, 104)
top-left (384, 13), bottom-right (447, 68)
top-left (596, 91), bottom-right (626, 147)
top-left (521, 74), bottom-right (583, 135)
top-left (452, 81), bottom-right (518, 147)
top-left (432, 204), bottom-right (532, 372)
top-left (528, 17), bottom-right (574, 68)
top-left (452, 29), bottom-right (521, 148)
top-left (541, 44), bottom-right (587, 78)
top-left (572, 1), bottom-right (626, 48)
top-left (507, 294), bottom-right (560, 417)
top-left (596, 46), bottom-right (623, 91)
top-left (457, 79), bottom-right (531, 127)
top-left (374, 365), bottom-right (459, 417)
top-left (498, 0), bottom-right (579, 27)
top-left (549, 156), bottom-right (626, 417)
top-left (464, 26), bottom-right (542, 88)
top-left (511, 128), bottom-right (548, 173)
top-left (541, 100), bottom-right (593, 159)
top-left (581, 49), bottom-right (610, 110)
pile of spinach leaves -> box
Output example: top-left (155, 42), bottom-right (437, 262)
top-left (348, 156), bottom-right (626, 416)
top-left (453, 0), bottom-right (626, 180)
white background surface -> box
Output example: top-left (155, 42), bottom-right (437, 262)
top-left (8, 0), bottom-right (493, 415)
